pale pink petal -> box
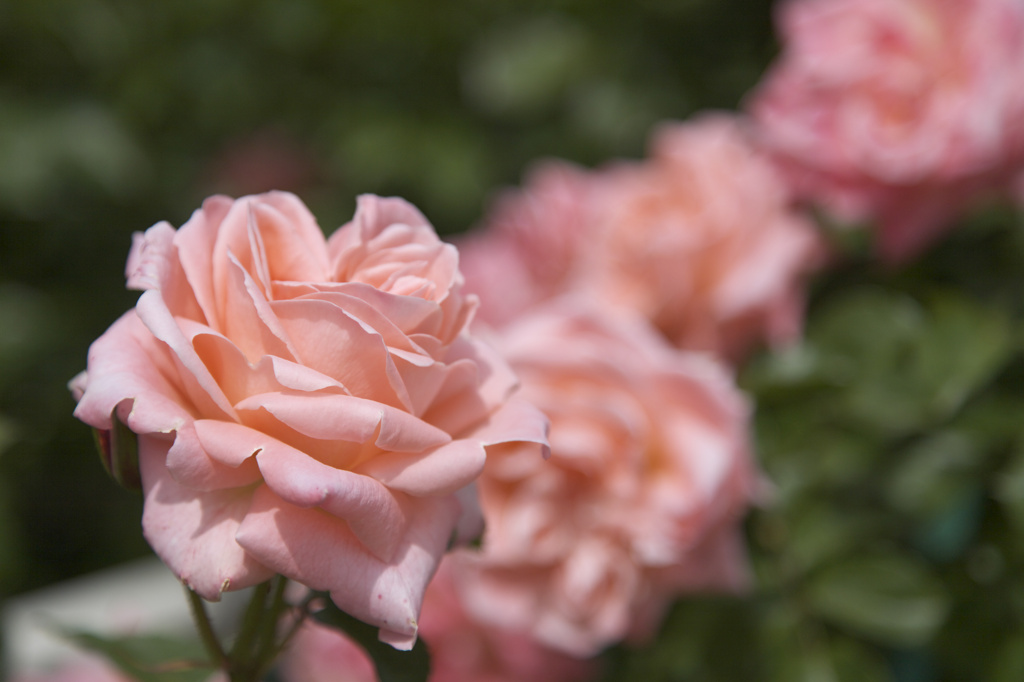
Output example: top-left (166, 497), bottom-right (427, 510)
top-left (236, 486), bottom-right (460, 648)
top-left (468, 397), bottom-right (551, 455)
top-left (273, 298), bottom-right (408, 409)
top-left (235, 391), bottom-right (450, 452)
top-left (165, 421), bottom-right (262, 491)
top-left (247, 191), bottom-right (331, 282)
top-left (73, 311), bottom-right (193, 434)
top-left (139, 435), bottom-right (274, 599)
top-left (217, 250), bottom-right (297, 362)
top-left (134, 290), bottom-right (237, 421)
top-left (354, 438), bottom-right (486, 497)
top-left (255, 444), bottom-right (407, 561)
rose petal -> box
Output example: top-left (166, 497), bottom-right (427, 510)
top-left (355, 438), bottom-right (486, 497)
top-left (235, 391), bottom-right (451, 453)
top-left (139, 435), bottom-right (273, 599)
top-left (236, 485), bottom-right (460, 648)
top-left (255, 444), bottom-right (407, 561)
top-left (135, 290), bottom-right (237, 421)
top-left (273, 298), bottom-right (408, 410)
top-left (175, 195), bottom-right (233, 329)
top-left (218, 250), bottom-right (297, 362)
top-left (73, 311), bottom-right (193, 435)
top-left (165, 421), bottom-right (262, 491)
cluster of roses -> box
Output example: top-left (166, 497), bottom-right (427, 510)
top-left (62, 0), bottom-right (1024, 681)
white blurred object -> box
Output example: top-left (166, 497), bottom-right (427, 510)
top-left (2, 557), bottom-right (245, 677)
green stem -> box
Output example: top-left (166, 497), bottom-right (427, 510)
top-left (263, 590), bottom-right (318, 665)
top-left (230, 580), bottom-right (272, 669)
top-left (185, 587), bottom-right (228, 670)
top-left (249, 575), bottom-right (291, 679)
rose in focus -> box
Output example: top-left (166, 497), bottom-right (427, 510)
top-left (460, 115), bottom-right (821, 363)
top-left (749, 0), bottom-right (1024, 262)
top-left (457, 304), bottom-right (757, 656)
top-left (70, 192), bottom-right (548, 648)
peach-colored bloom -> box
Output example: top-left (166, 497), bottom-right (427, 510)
top-left (419, 558), bottom-right (597, 682)
top-left (460, 116), bottom-right (821, 363)
top-left (458, 303), bottom-right (757, 656)
top-left (748, 0), bottom-right (1024, 262)
top-left (457, 161), bottom-right (591, 330)
top-left (278, 558), bottom-right (596, 682)
top-left (582, 115), bottom-right (823, 361)
top-left (279, 621), bottom-right (379, 682)
top-left (70, 192), bottom-right (548, 648)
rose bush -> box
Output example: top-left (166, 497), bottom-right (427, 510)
top-left (456, 303), bottom-right (757, 656)
top-left (70, 191), bottom-right (548, 648)
top-left (460, 115), bottom-right (821, 363)
top-left (748, 0), bottom-right (1024, 262)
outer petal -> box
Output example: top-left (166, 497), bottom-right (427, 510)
top-left (236, 485), bottom-right (460, 649)
top-left (73, 311), bottom-right (193, 435)
top-left (139, 435), bottom-right (274, 599)
top-left (255, 442), bottom-right (407, 562)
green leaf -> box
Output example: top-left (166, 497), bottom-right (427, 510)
top-left (805, 554), bottom-right (948, 648)
top-left (313, 597), bottom-right (430, 682)
top-left (808, 289), bottom-right (1012, 436)
top-left (885, 430), bottom-right (980, 519)
top-left (59, 630), bottom-right (216, 682)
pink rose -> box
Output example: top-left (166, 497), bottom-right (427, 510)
top-left (748, 0), bottom-right (1024, 262)
top-left (279, 621), bottom-right (379, 682)
top-left (460, 116), bottom-right (822, 363)
top-left (70, 192), bottom-right (548, 648)
top-left (457, 303), bottom-right (757, 656)
top-left (456, 161), bottom-right (592, 329)
top-left (581, 115), bottom-right (823, 361)
top-left (419, 557), bottom-right (597, 682)
top-left (278, 558), bottom-right (596, 682)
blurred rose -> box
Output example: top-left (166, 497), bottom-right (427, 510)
top-left (71, 192), bottom-right (548, 648)
top-left (419, 557), bottom-right (597, 682)
top-left (749, 0), bottom-right (1024, 262)
top-left (582, 115), bottom-right (822, 361)
top-left (457, 161), bottom-right (591, 329)
top-left (458, 304), bottom-right (757, 656)
top-left (279, 621), bottom-right (378, 682)
top-left (279, 558), bottom-right (596, 682)
top-left (461, 115), bottom-right (821, 362)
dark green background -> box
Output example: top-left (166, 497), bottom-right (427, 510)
top-left (3, 1), bottom-right (1024, 680)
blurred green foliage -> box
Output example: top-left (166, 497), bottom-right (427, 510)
top-left (3, 1), bottom-right (1024, 681)
top-left (603, 210), bottom-right (1024, 681)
